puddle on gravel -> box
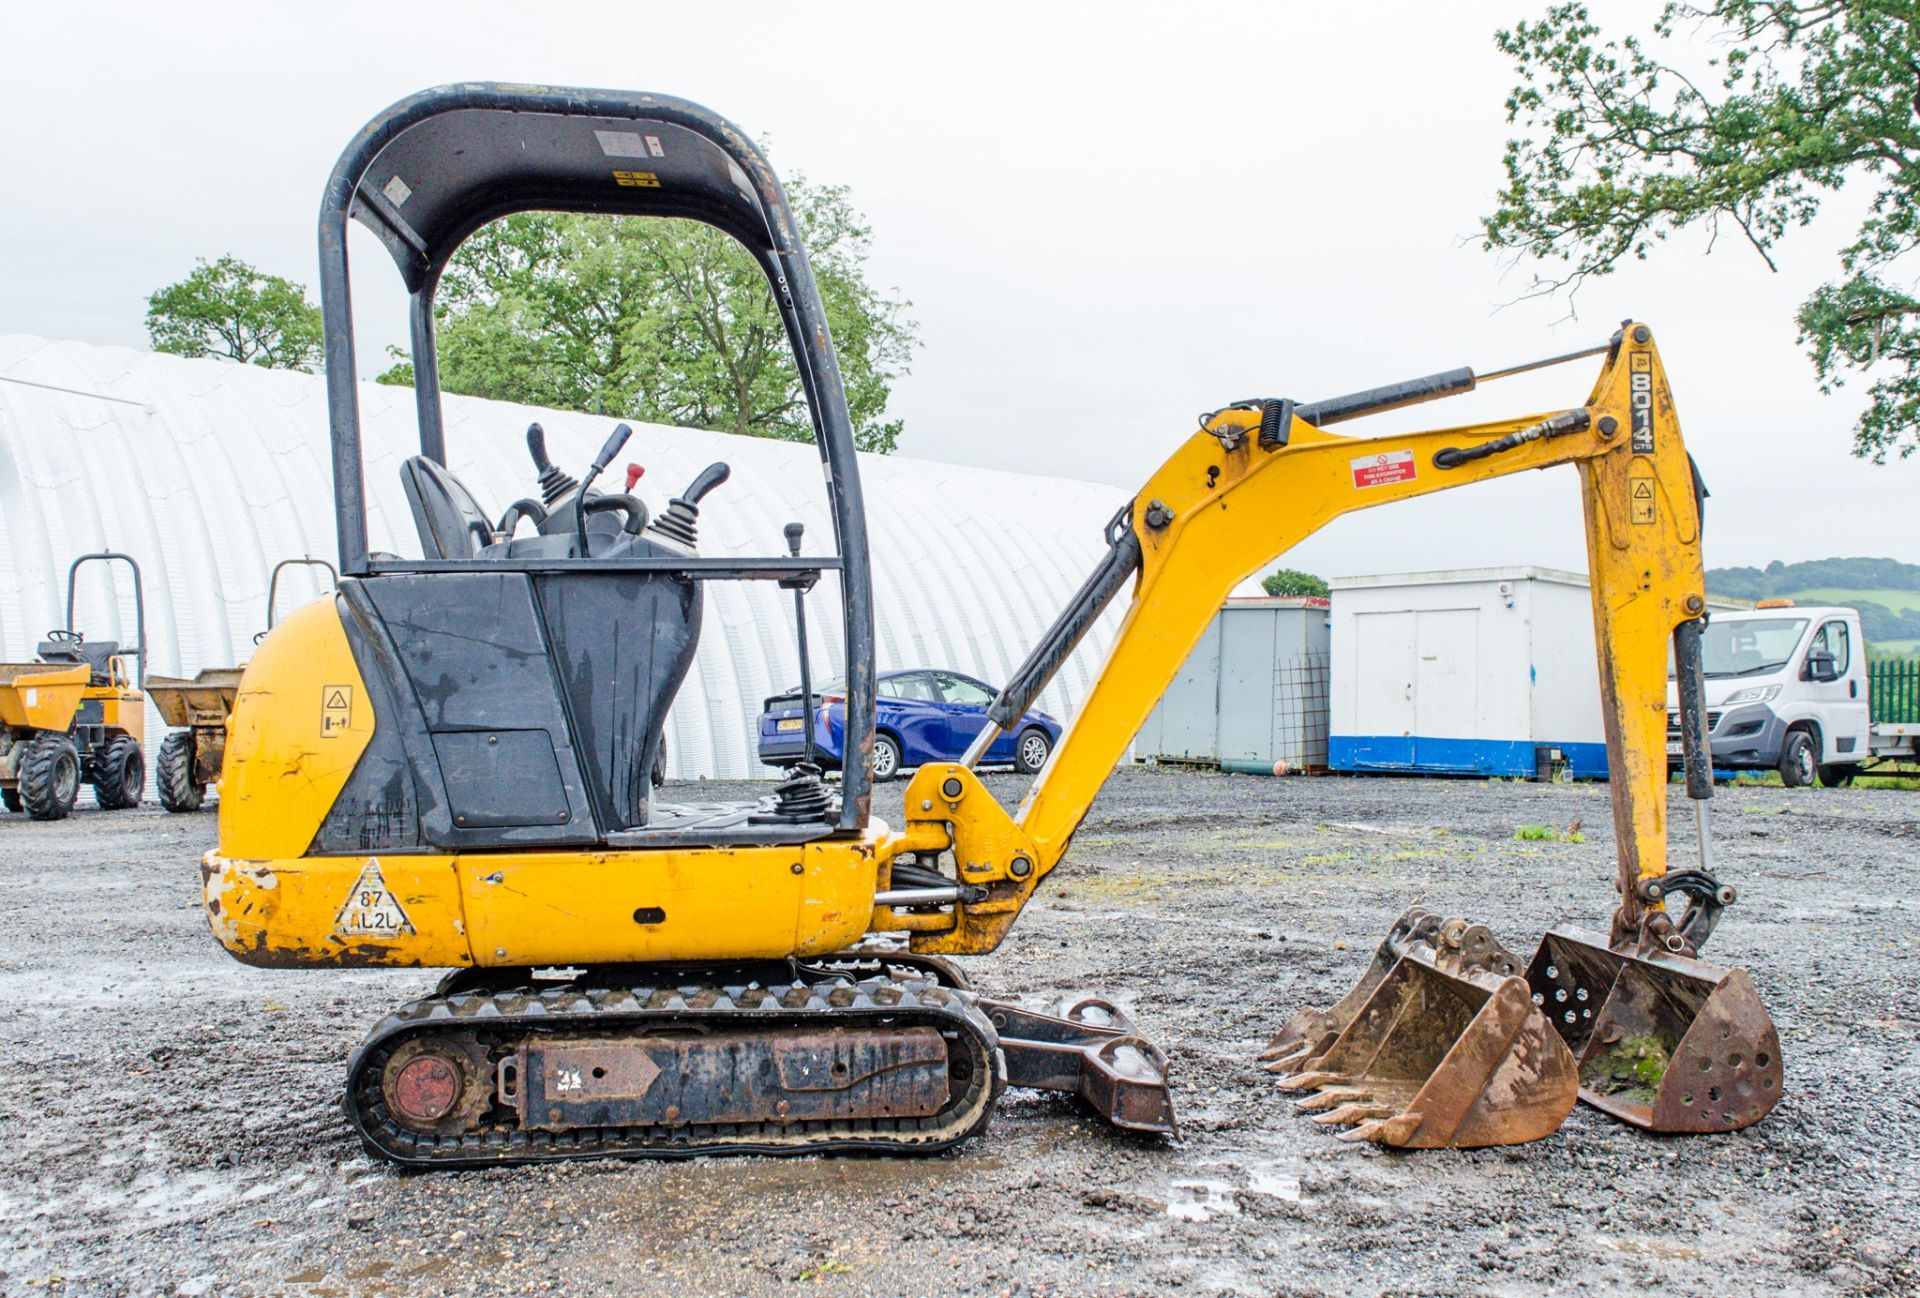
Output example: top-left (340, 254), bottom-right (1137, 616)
top-left (1166, 1181), bottom-right (1239, 1222)
top-left (1166, 1162), bottom-right (1307, 1219)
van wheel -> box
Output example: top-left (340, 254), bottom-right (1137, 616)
top-left (1817, 764), bottom-right (1855, 789)
top-left (1778, 730), bottom-right (1817, 788)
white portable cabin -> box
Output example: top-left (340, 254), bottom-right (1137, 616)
top-left (1327, 567), bottom-right (1747, 778)
top-left (1328, 567), bottom-right (1609, 778)
top-left (1136, 596), bottom-right (1332, 773)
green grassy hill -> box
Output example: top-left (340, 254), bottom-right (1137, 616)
top-left (1790, 587), bottom-right (1920, 616)
top-left (1705, 558), bottom-right (1920, 656)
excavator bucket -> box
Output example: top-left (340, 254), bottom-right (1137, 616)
top-left (1261, 907), bottom-right (1442, 1074)
top-left (1271, 913), bottom-right (1578, 1148)
top-left (1526, 928), bottom-right (1781, 1133)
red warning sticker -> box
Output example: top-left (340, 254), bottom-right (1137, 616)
top-left (1351, 449), bottom-right (1417, 488)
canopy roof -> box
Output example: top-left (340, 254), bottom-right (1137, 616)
top-left (337, 83), bottom-right (791, 292)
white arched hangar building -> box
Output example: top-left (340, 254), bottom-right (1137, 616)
top-left (0, 336), bottom-right (1130, 782)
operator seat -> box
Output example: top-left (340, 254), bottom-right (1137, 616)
top-left (400, 456), bottom-right (494, 560)
top-left (37, 636), bottom-right (123, 685)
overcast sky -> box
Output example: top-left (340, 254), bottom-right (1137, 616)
top-left (3, 0), bottom-right (1911, 580)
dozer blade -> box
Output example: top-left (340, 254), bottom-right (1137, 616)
top-left (982, 994), bottom-right (1177, 1135)
top-left (1275, 918), bottom-right (1578, 1148)
top-left (1261, 906), bottom-right (1444, 1075)
top-left (1526, 928), bottom-right (1781, 1133)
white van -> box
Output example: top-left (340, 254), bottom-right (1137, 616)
top-left (1669, 604), bottom-right (1918, 787)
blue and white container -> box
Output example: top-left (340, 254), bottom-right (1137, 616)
top-left (1329, 567), bottom-right (1611, 778)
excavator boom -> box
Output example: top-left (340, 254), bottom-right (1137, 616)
top-left (886, 321), bottom-right (1779, 1146)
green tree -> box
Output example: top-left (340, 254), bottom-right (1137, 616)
top-left (146, 255), bottom-right (323, 371)
top-left (1260, 568), bottom-right (1331, 598)
top-left (380, 178), bottom-right (916, 453)
top-left (1482, 2), bottom-right (1920, 462)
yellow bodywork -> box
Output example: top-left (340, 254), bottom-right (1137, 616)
top-left (205, 324), bottom-right (1701, 970)
top-left (0, 663), bottom-right (91, 732)
top-left (0, 659), bottom-right (143, 751)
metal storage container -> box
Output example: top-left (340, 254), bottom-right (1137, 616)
top-left (1137, 597), bottom-right (1330, 773)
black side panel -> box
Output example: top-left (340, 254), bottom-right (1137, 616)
top-left (433, 730), bottom-right (569, 828)
top-left (314, 588), bottom-right (429, 855)
top-left (353, 574), bottom-right (599, 850)
top-left (533, 572), bottom-right (701, 831)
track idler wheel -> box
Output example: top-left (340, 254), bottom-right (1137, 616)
top-left (380, 1038), bottom-right (492, 1134)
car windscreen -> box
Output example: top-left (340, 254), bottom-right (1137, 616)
top-left (1691, 617), bottom-right (1810, 679)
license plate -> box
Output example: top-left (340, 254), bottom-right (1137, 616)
top-left (776, 718), bottom-right (803, 732)
top-left (1666, 741), bottom-right (1684, 756)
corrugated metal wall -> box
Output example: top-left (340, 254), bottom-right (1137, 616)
top-left (0, 336), bottom-right (1129, 781)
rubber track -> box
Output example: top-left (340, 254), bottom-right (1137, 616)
top-left (344, 969), bottom-right (1005, 1168)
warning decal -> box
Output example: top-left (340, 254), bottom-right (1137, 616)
top-left (335, 858), bottom-right (415, 938)
top-left (321, 685), bottom-right (352, 737)
top-left (612, 170), bottom-right (661, 188)
top-left (1351, 449), bottom-right (1418, 489)
top-left (1630, 475), bottom-right (1657, 525)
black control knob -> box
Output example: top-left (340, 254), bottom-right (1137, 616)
top-left (647, 461), bottom-right (731, 550)
top-left (526, 423), bottom-right (578, 508)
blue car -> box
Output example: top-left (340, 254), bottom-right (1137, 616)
top-left (758, 669), bottom-right (1062, 780)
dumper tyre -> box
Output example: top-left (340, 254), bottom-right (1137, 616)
top-left (91, 735), bottom-right (145, 810)
top-left (1817, 763), bottom-right (1854, 789)
top-left (1, 788), bottom-right (20, 814)
top-left (17, 734), bottom-right (80, 820)
top-left (156, 731), bottom-right (205, 813)
top-left (1778, 729), bottom-right (1817, 789)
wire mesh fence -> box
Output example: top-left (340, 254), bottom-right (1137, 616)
top-left (1274, 651), bottom-right (1330, 769)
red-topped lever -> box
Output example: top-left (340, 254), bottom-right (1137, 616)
top-left (625, 463), bottom-right (645, 492)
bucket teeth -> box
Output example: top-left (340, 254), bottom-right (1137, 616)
top-left (1293, 1086), bottom-right (1372, 1112)
top-left (1274, 1069), bottom-right (1346, 1092)
top-left (1341, 1113), bottom-right (1424, 1146)
top-left (1261, 1042), bottom-right (1316, 1072)
top-left (1310, 1102), bottom-right (1398, 1126)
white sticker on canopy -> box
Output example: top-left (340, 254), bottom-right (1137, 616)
top-left (594, 129), bottom-right (652, 159)
top-left (335, 858), bottom-right (415, 938)
top-left (381, 175), bottom-right (412, 207)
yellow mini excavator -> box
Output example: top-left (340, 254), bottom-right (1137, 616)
top-left (203, 84), bottom-right (1779, 1165)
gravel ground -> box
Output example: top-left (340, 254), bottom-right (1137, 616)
top-left (1, 766), bottom-right (1916, 1298)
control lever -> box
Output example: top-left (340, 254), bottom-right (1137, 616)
top-left (648, 462), bottom-right (731, 549)
top-left (574, 423), bottom-right (634, 558)
top-left (785, 522), bottom-right (816, 768)
top-left (526, 423), bottom-right (579, 508)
